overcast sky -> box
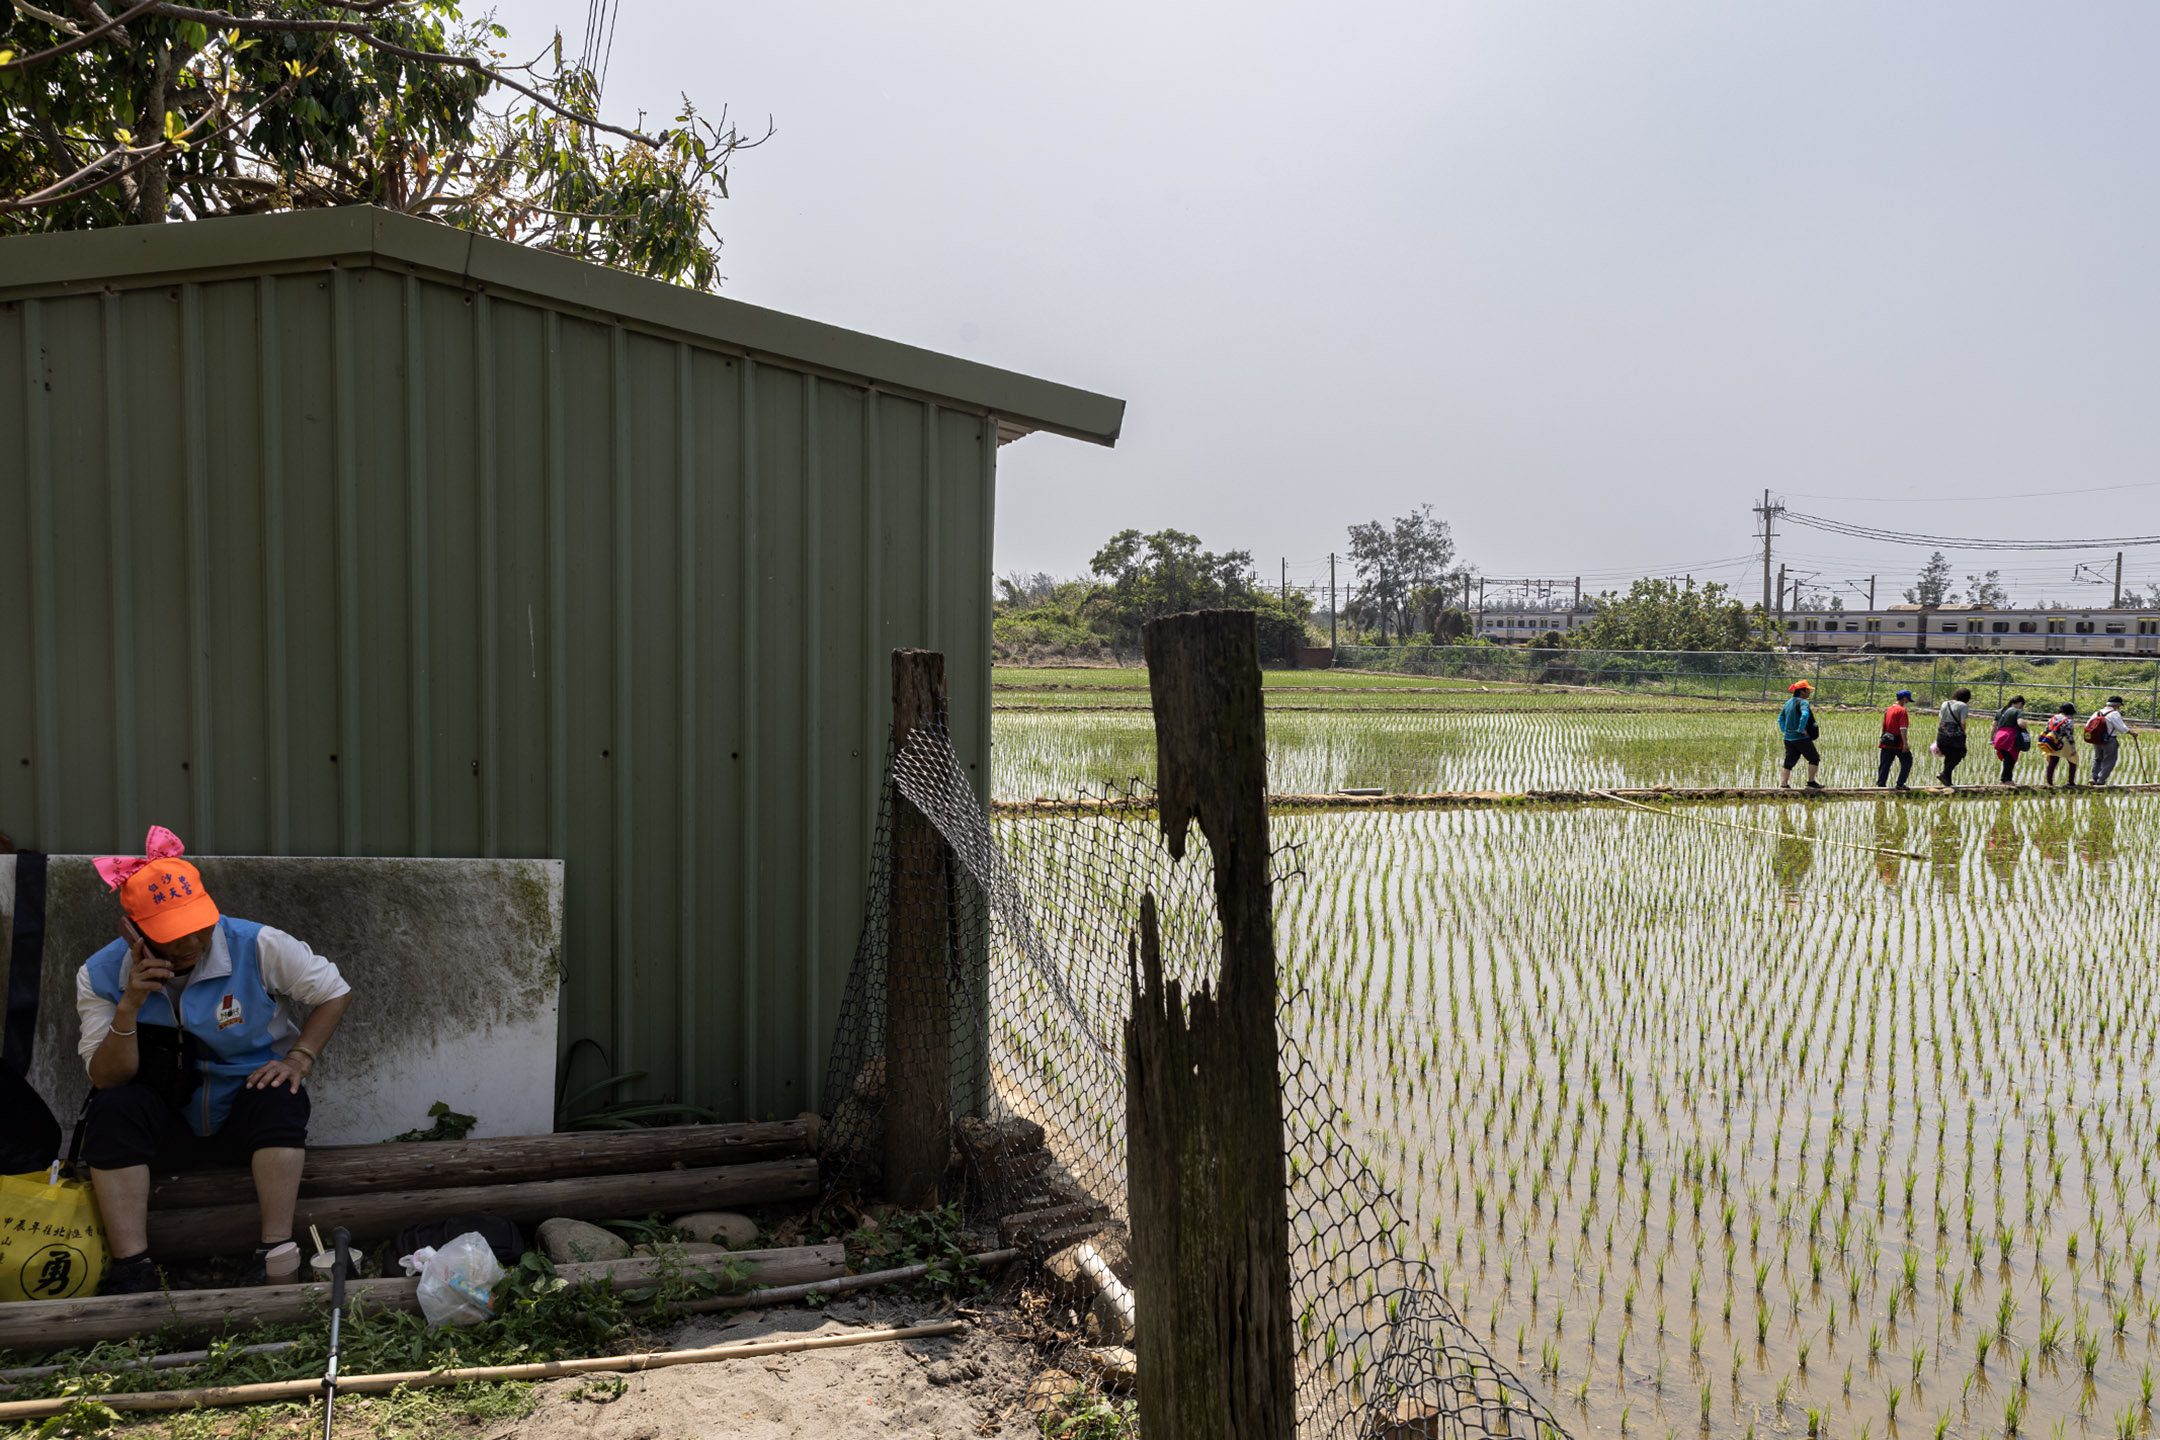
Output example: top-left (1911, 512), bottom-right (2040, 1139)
top-left (493, 1), bottom-right (2160, 607)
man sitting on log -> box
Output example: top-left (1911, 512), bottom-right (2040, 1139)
top-left (75, 827), bottom-right (353, 1294)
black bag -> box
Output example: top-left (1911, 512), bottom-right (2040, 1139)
top-left (388, 1213), bottom-right (527, 1268)
top-left (0, 1066), bottom-right (61, 1174)
top-left (1878, 730), bottom-right (1902, 750)
top-left (133, 1022), bottom-right (203, 1112)
top-left (1805, 708), bottom-right (1820, 741)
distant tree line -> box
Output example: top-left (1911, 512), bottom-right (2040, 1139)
top-left (994, 528), bottom-right (1311, 663)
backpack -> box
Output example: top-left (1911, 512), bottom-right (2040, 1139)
top-left (2084, 710), bottom-right (2110, 742)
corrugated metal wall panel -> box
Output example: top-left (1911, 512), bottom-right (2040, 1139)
top-left (0, 266), bottom-right (994, 1117)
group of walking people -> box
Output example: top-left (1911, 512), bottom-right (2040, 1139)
top-left (1777, 681), bottom-right (2136, 790)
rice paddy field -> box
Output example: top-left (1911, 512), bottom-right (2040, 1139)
top-left (991, 671), bottom-right (2158, 799)
top-left (990, 668), bottom-right (2160, 1438)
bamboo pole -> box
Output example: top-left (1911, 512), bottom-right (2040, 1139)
top-left (3, 1251), bottom-right (1021, 1392)
top-left (652, 1248), bottom-right (1021, 1318)
top-left (0, 1323), bottom-right (966, 1421)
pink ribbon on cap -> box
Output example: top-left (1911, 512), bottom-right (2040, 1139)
top-left (93, 825), bottom-right (187, 891)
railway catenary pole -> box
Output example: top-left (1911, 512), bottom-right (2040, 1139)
top-left (1327, 553), bottom-right (1336, 651)
top-left (2115, 551), bottom-right (2124, 608)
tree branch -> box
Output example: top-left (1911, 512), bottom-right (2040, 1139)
top-left (135, 3), bottom-right (672, 147)
top-left (0, 70), bottom-right (294, 213)
top-left (0, 0), bottom-right (162, 71)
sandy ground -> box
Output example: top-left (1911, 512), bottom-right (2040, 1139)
top-left (490, 1297), bottom-right (1041, 1440)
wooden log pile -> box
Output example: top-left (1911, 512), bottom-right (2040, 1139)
top-left (0, 1119), bottom-right (824, 1348)
top-left (0, 1245), bottom-right (845, 1351)
top-left (142, 1119), bottom-right (819, 1261)
top-left (958, 1116), bottom-right (1113, 1258)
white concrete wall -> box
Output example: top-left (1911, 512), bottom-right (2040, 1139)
top-left (1, 855), bottom-right (562, 1148)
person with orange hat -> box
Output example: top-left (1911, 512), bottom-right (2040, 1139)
top-left (1777, 679), bottom-right (1825, 790)
top-left (74, 827), bottom-right (352, 1294)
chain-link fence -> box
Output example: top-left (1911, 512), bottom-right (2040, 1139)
top-left (1332, 644), bottom-right (2160, 715)
top-left (821, 713), bottom-right (1566, 1439)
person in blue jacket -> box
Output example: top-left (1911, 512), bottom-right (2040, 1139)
top-left (76, 828), bottom-right (352, 1294)
top-left (1778, 680), bottom-right (1826, 790)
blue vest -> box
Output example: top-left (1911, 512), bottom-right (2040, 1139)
top-left (85, 918), bottom-right (285, 1137)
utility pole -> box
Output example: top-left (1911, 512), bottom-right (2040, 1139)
top-left (2115, 551), bottom-right (2124, 608)
top-left (1327, 553), bottom-right (1336, 650)
top-left (1776, 563), bottom-right (1787, 630)
top-left (1754, 489), bottom-right (1785, 622)
top-left (1867, 575), bottom-right (1876, 611)
top-left (1573, 576), bottom-right (1581, 610)
top-left (1280, 557), bottom-right (1287, 605)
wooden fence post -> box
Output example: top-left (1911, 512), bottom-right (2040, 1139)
top-left (1127, 609), bottom-right (1296, 1440)
top-left (885, 648), bottom-right (950, 1207)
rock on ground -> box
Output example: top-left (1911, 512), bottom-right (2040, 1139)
top-left (672, 1211), bottom-right (759, 1248)
top-left (538, 1218), bottom-right (631, 1265)
top-left (497, 1298), bottom-right (1038, 1439)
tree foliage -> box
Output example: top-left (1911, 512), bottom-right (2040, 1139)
top-left (1088, 528), bottom-right (1256, 633)
top-left (0, 0), bottom-right (764, 289)
top-left (1567, 577), bottom-right (1770, 653)
top-left (1346, 504), bottom-right (1456, 642)
top-left (1964, 569), bottom-right (2007, 609)
top-left (1904, 551), bottom-right (1955, 608)
top-left (992, 531), bottom-right (1315, 662)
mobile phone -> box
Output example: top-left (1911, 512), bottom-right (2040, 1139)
top-left (120, 916), bottom-right (148, 953)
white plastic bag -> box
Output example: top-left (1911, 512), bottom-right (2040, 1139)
top-left (402, 1231), bottom-right (504, 1328)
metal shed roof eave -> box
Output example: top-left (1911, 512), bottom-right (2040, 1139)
top-left (0, 205), bottom-right (1124, 447)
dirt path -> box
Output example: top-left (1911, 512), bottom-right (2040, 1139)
top-left (490, 1298), bottom-right (1040, 1440)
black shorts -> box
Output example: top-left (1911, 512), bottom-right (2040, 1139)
top-left (1782, 739), bottom-right (1821, 768)
top-left (79, 1079), bottom-right (310, 1172)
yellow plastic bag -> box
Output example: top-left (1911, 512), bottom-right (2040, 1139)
top-left (0, 1167), bottom-right (108, 1302)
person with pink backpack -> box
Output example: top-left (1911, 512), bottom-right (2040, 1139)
top-left (1991, 696), bottom-right (2028, 786)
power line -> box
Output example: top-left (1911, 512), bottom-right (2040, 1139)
top-left (1784, 510), bottom-right (2160, 553)
top-left (1786, 479), bottom-right (2160, 504)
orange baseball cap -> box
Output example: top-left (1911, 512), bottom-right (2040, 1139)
top-left (1789, 681), bottom-right (1813, 693)
top-left (122, 859), bottom-right (220, 943)
top-left (96, 827), bottom-right (221, 943)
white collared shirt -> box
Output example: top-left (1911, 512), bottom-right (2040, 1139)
top-left (76, 925), bottom-right (351, 1068)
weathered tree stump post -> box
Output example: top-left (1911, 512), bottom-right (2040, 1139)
top-left (1127, 609), bottom-right (1297, 1440)
top-left (885, 648), bottom-right (952, 1208)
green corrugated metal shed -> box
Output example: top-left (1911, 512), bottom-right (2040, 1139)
top-left (0, 206), bottom-right (1122, 1119)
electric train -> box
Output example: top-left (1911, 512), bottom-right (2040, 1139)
top-left (1476, 605), bottom-right (2160, 654)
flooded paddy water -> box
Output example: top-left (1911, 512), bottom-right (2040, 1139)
top-left (992, 682), bottom-right (2160, 1437)
top-left (992, 701), bottom-right (2158, 799)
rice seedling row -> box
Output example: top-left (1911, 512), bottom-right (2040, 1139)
top-left (1246, 794), bottom-right (2160, 1435)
